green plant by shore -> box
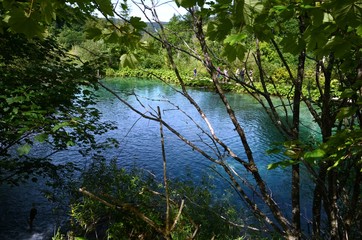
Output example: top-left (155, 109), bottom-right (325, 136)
top-left (105, 67), bottom-right (335, 101)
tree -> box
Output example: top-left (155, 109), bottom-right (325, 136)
top-left (0, 2), bottom-right (117, 185)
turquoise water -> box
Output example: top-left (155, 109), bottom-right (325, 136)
top-left (0, 78), bottom-right (319, 239)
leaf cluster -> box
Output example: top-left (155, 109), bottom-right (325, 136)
top-left (0, 0), bottom-right (106, 38)
top-left (0, 31), bottom-right (117, 185)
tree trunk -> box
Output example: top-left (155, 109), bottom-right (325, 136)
top-left (312, 165), bottom-right (326, 239)
top-left (290, 48), bottom-right (305, 239)
top-left (190, 10), bottom-right (295, 238)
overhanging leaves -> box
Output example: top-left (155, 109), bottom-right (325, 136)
top-left (129, 17), bottom-right (147, 30)
top-left (95, 0), bottom-right (114, 16)
top-left (267, 159), bottom-right (296, 170)
top-left (222, 43), bottom-right (247, 62)
top-left (120, 53), bottom-right (139, 68)
top-left (175, 0), bottom-right (197, 8)
top-left (304, 149), bottom-right (326, 163)
top-left (336, 107), bottom-right (358, 121)
top-left (0, 31), bottom-right (117, 185)
top-left (224, 33), bottom-right (248, 45)
top-left (207, 18), bottom-right (233, 42)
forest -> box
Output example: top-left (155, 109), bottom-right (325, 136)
top-left (0, 0), bottom-right (361, 239)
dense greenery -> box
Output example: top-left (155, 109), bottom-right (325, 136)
top-left (0, 29), bottom-right (118, 185)
top-left (1, 0), bottom-right (362, 239)
top-left (66, 160), bottom-right (242, 239)
top-left (106, 67), bottom-right (331, 100)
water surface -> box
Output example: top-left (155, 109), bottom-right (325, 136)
top-left (0, 77), bottom-right (319, 239)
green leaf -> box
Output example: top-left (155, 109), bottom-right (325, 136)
top-left (105, 31), bottom-right (121, 44)
top-left (12, 107), bottom-right (18, 115)
top-left (222, 44), bottom-right (237, 61)
top-left (304, 23), bottom-right (333, 54)
top-left (356, 25), bottom-right (362, 37)
top-left (86, 27), bottom-right (103, 39)
top-left (327, 158), bottom-right (343, 171)
top-left (7, 9), bottom-right (44, 38)
top-left (357, 96), bottom-right (362, 105)
top-left (40, 1), bottom-right (56, 24)
top-left (267, 159), bottom-right (296, 170)
top-left (284, 149), bottom-right (297, 158)
top-left (340, 88), bottom-right (355, 98)
top-left (35, 133), bottom-right (48, 143)
top-left (336, 107), bottom-right (358, 120)
top-left (207, 18), bottom-right (233, 41)
top-left (272, 5), bottom-right (287, 11)
top-left (266, 147), bottom-right (282, 155)
top-left (309, 8), bottom-right (324, 27)
top-left (52, 122), bottom-right (70, 132)
top-left (334, 1), bottom-right (362, 28)
top-left (224, 33), bottom-right (247, 45)
top-left (324, 36), bottom-right (352, 58)
top-left (280, 33), bottom-right (305, 54)
top-left (6, 96), bottom-right (25, 104)
top-left (304, 149), bottom-right (325, 159)
top-left (17, 144), bottom-right (32, 156)
top-left (129, 17), bottom-right (147, 30)
top-left (175, 0), bottom-right (197, 8)
top-left (95, 0), bottom-right (114, 16)
top-left (120, 53), bottom-right (138, 68)
top-left (301, 4), bottom-right (315, 9)
top-left (232, 0), bottom-right (245, 25)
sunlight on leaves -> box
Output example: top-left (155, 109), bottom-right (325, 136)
top-left (120, 53), bottom-right (138, 68)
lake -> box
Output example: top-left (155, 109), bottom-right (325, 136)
top-left (0, 77), bottom-right (319, 239)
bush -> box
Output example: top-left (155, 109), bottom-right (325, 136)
top-left (105, 68), bottom-right (117, 77)
top-left (69, 159), bottom-right (243, 239)
top-left (271, 68), bottom-right (291, 84)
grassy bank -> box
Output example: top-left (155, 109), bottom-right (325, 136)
top-left (105, 67), bottom-right (334, 100)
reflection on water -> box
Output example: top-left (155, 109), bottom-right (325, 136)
top-left (0, 77), bottom-right (319, 239)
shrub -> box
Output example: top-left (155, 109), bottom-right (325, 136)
top-left (69, 159), bottom-right (243, 239)
top-left (271, 68), bottom-right (291, 84)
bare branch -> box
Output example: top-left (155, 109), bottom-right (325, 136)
top-left (79, 187), bottom-right (165, 234)
top-left (170, 199), bottom-right (185, 231)
top-left (158, 106), bottom-right (171, 236)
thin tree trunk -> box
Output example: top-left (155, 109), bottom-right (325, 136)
top-left (158, 106), bottom-right (171, 239)
top-left (328, 170), bottom-right (340, 239)
top-left (190, 10), bottom-right (295, 238)
top-left (344, 167), bottom-right (361, 235)
top-left (291, 47), bottom-right (305, 239)
top-left (312, 164), bottom-right (327, 239)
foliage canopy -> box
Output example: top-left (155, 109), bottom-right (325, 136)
top-left (1, 0), bottom-right (362, 239)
